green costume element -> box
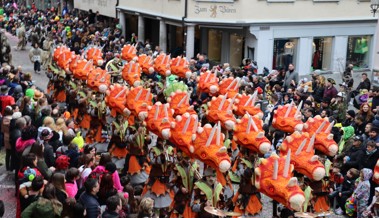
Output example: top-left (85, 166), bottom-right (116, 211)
top-left (338, 126), bottom-right (355, 154)
top-left (163, 81), bottom-right (188, 98)
top-left (303, 186), bottom-right (312, 212)
top-left (194, 181), bottom-right (223, 207)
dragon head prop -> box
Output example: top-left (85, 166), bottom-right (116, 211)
top-left (86, 68), bottom-right (111, 93)
top-left (125, 86), bottom-right (153, 120)
top-left (56, 50), bottom-right (75, 70)
top-left (121, 44), bottom-right (138, 62)
top-left (206, 94), bottom-right (237, 131)
top-left (53, 45), bottom-right (70, 62)
top-left (122, 61), bottom-right (141, 87)
top-left (167, 90), bottom-right (196, 116)
top-left (72, 59), bottom-right (95, 81)
top-left (272, 101), bottom-right (304, 133)
top-left (105, 84), bottom-right (130, 117)
top-left (146, 102), bottom-right (174, 140)
top-left (192, 122), bottom-right (231, 174)
top-left (255, 153), bottom-right (305, 211)
top-left (233, 113), bottom-right (271, 154)
top-left (303, 115), bottom-right (338, 156)
top-left (170, 56), bottom-right (192, 79)
top-left (138, 54), bottom-right (154, 75)
top-left (234, 91), bottom-right (263, 117)
top-left (218, 77), bottom-right (241, 98)
top-left (279, 131), bottom-right (326, 181)
top-left (169, 112), bottom-right (199, 156)
top-left (197, 71), bottom-right (219, 95)
top-left (68, 55), bottom-right (80, 74)
top-left (154, 53), bottom-right (171, 77)
top-left (85, 46), bottom-right (104, 66)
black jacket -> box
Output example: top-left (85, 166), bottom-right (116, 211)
top-left (340, 176), bottom-right (356, 197)
top-left (79, 192), bottom-right (100, 218)
top-left (356, 78), bottom-right (371, 91)
top-left (344, 146), bottom-right (365, 170)
top-left (359, 149), bottom-right (379, 170)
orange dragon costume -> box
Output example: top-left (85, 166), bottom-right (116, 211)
top-left (197, 71), bottom-right (219, 95)
top-left (170, 56), bottom-right (192, 79)
top-left (234, 91), bottom-right (263, 117)
top-left (255, 153), bottom-right (305, 211)
top-left (154, 53), bottom-right (171, 77)
top-left (303, 115), bottom-right (338, 156)
top-left (121, 44), bottom-right (138, 62)
top-left (167, 90), bottom-right (196, 116)
top-left (206, 94), bottom-right (237, 131)
top-left (86, 68), bottom-right (111, 93)
top-left (278, 131), bottom-right (326, 181)
top-left (272, 101), bottom-right (304, 133)
top-left (233, 113), bottom-right (270, 154)
top-left (105, 84), bottom-right (130, 117)
top-left (122, 61), bottom-right (141, 87)
top-left (85, 46), bottom-right (104, 66)
top-left (138, 54), bottom-right (155, 75)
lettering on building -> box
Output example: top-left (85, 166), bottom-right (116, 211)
top-left (194, 4), bottom-right (237, 17)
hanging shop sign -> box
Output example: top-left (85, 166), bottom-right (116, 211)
top-left (194, 4), bottom-right (237, 17)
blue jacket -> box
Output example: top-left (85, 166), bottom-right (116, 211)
top-left (79, 192), bottom-right (100, 218)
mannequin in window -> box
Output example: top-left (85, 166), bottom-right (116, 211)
top-left (284, 42), bottom-right (294, 55)
top-left (313, 50), bottom-right (321, 69)
top-left (283, 42), bottom-right (294, 70)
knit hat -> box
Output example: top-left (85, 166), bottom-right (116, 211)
top-left (346, 110), bottom-right (356, 118)
top-left (24, 168), bottom-right (36, 181)
top-left (342, 126), bottom-right (355, 141)
top-left (25, 88), bottom-right (35, 99)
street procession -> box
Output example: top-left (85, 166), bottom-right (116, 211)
top-left (0, 1), bottom-right (378, 218)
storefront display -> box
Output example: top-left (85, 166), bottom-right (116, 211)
top-left (346, 36), bottom-right (371, 69)
top-left (312, 37), bottom-right (332, 71)
top-left (273, 39), bottom-right (298, 70)
top-left (229, 33), bottom-right (243, 68)
top-left (207, 29), bottom-right (222, 64)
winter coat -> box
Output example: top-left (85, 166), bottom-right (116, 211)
top-left (102, 210), bottom-right (120, 218)
top-left (16, 138), bottom-right (35, 153)
top-left (79, 192), bottom-right (100, 218)
top-left (1, 115), bottom-right (12, 149)
top-left (21, 197), bottom-right (63, 218)
top-left (360, 148), bottom-right (379, 170)
top-left (344, 146), bottom-right (365, 170)
top-left (354, 168), bottom-right (373, 218)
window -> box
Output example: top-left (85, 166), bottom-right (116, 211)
top-left (208, 29), bottom-right (222, 64)
top-left (346, 35), bottom-right (371, 70)
top-left (229, 33), bottom-right (243, 68)
top-left (312, 37), bottom-right (333, 71)
top-left (273, 39), bottom-right (298, 70)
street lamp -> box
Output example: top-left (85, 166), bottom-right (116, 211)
top-left (371, 0), bottom-right (379, 17)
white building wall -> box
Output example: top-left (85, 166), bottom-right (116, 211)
top-left (250, 26), bottom-right (274, 74)
top-left (297, 37), bottom-right (313, 75)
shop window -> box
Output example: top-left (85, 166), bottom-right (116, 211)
top-left (346, 36), bottom-right (371, 70)
top-left (273, 39), bottom-right (298, 71)
top-left (312, 37), bottom-right (333, 71)
top-left (208, 29), bottom-right (222, 64)
top-left (229, 33), bottom-right (244, 68)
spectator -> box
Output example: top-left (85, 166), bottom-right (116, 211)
top-left (354, 168), bottom-right (373, 218)
top-left (79, 178), bottom-right (101, 218)
top-left (323, 78), bottom-right (338, 100)
top-left (102, 195), bottom-right (122, 218)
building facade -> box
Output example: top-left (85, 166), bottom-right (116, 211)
top-left (117, 0), bottom-right (377, 75)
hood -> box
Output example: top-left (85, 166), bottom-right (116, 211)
top-left (35, 198), bottom-right (62, 216)
top-left (15, 138), bottom-right (35, 152)
top-left (342, 126), bottom-right (354, 141)
top-left (362, 168), bottom-right (373, 181)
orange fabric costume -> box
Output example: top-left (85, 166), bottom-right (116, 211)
top-left (121, 44), bottom-right (138, 62)
top-left (122, 61), bottom-right (141, 87)
top-left (125, 86), bottom-right (153, 120)
top-left (138, 54), bottom-right (154, 75)
top-left (372, 159), bottom-right (379, 184)
top-left (169, 112), bottom-right (199, 156)
top-left (167, 90), bottom-right (196, 116)
top-left (86, 46), bottom-right (104, 66)
top-left (72, 59), bottom-right (95, 81)
top-left (145, 102), bottom-right (174, 140)
top-left (272, 102), bottom-right (304, 133)
top-left (197, 71), bottom-right (219, 95)
top-left (233, 114), bottom-right (271, 154)
top-left (279, 131), bottom-right (326, 181)
top-left (254, 154), bottom-right (305, 211)
top-left (154, 53), bottom-right (171, 77)
top-left (170, 56), bottom-right (191, 79)
top-left (234, 92), bottom-right (263, 117)
top-left (218, 77), bottom-right (240, 98)
top-left (206, 94), bottom-right (237, 131)
top-left (192, 122), bottom-right (231, 185)
top-left (86, 68), bottom-right (111, 93)
top-left (303, 115), bottom-right (338, 156)
top-left (105, 84), bottom-right (130, 117)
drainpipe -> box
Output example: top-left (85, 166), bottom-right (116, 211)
top-left (182, 0), bottom-right (188, 56)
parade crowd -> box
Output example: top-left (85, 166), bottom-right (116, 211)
top-left (0, 2), bottom-right (378, 218)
